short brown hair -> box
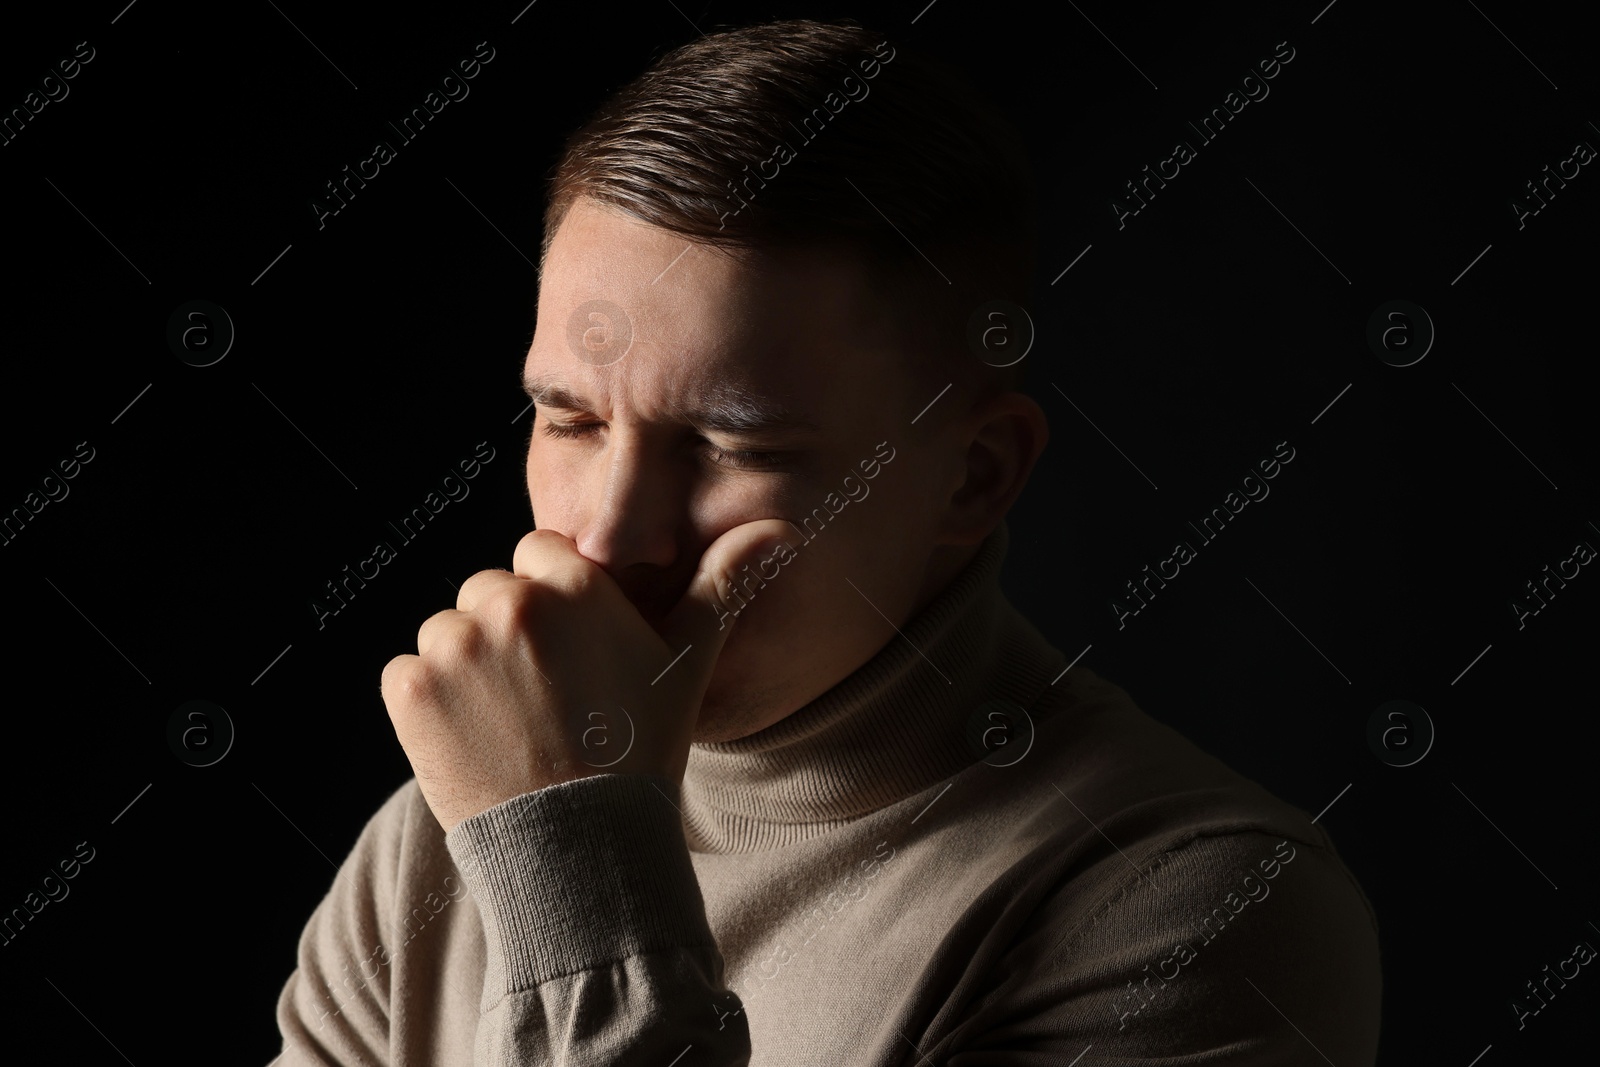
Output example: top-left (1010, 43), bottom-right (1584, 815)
top-left (540, 18), bottom-right (1038, 397)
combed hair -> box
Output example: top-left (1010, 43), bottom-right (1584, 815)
top-left (540, 18), bottom-right (1039, 393)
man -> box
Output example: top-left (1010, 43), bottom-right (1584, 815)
top-left (271, 18), bottom-right (1381, 1065)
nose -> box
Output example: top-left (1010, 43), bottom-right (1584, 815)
top-left (572, 426), bottom-right (682, 581)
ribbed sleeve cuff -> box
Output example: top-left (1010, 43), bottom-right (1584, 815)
top-left (443, 773), bottom-right (716, 995)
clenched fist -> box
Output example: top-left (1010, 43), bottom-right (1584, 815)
top-left (381, 520), bottom-right (795, 832)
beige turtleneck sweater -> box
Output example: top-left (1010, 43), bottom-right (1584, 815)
top-left (270, 519), bottom-right (1382, 1065)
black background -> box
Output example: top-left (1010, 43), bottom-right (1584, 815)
top-left (1, 0), bottom-right (1594, 1062)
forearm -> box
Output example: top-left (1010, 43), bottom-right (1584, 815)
top-left (445, 773), bottom-right (750, 1066)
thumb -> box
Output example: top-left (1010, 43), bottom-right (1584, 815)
top-left (654, 518), bottom-right (799, 696)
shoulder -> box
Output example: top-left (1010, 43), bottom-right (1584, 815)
top-left (1062, 827), bottom-right (1381, 1057)
top-left (1023, 666), bottom-right (1330, 840)
top-left (335, 777), bottom-right (448, 911)
top-left (944, 660), bottom-right (1382, 1059)
top-left (951, 826), bottom-right (1382, 1064)
top-left (362, 776), bottom-right (437, 853)
top-left (1069, 827), bottom-right (1378, 954)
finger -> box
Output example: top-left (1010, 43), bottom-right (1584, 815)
top-left (510, 528), bottom-right (585, 584)
top-left (656, 517), bottom-right (800, 705)
top-left (455, 567), bottom-right (519, 613)
top-left (415, 607), bottom-right (471, 658)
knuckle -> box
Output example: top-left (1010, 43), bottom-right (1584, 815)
top-left (434, 619), bottom-right (489, 666)
top-left (481, 584), bottom-right (533, 633)
top-left (382, 656), bottom-right (435, 706)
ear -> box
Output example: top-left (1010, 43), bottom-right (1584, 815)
top-left (935, 390), bottom-right (1049, 547)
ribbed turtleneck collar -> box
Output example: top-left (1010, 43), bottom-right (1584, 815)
top-left (681, 519), bottom-right (1066, 853)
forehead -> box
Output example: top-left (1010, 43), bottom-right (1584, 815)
top-left (528, 198), bottom-right (902, 405)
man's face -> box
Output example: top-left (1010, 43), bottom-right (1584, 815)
top-left (524, 197), bottom-right (966, 743)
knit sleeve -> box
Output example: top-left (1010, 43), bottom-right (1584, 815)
top-left (443, 772), bottom-right (751, 1066)
top-left (929, 829), bottom-right (1382, 1066)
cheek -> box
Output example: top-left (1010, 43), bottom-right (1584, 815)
top-left (719, 494), bottom-right (897, 646)
top-left (696, 476), bottom-right (934, 728)
top-left (526, 441), bottom-right (574, 528)
top-left (700, 523), bottom-right (898, 725)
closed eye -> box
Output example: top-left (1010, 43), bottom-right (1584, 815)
top-left (537, 419), bottom-right (786, 471)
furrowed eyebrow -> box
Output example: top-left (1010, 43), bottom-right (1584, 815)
top-left (521, 373), bottom-right (821, 438)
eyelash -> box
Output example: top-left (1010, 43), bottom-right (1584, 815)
top-left (537, 420), bottom-right (784, 470)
